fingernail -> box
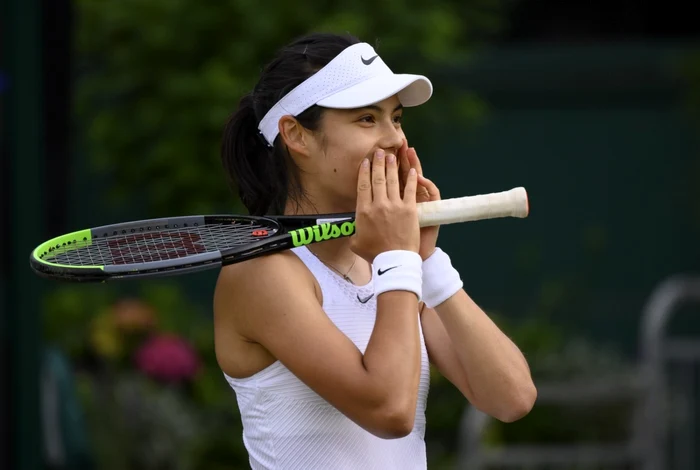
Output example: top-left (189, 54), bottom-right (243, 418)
top-left (409, 168), bottom-right (416, 175)
top-left (387, 154), bottom-right (395, 163)
top-left (362, 158), bottom-right (369, 168)
top-left (376, 149), bottom-right (384, 159)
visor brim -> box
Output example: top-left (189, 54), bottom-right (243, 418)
top-left (316, 74), bottom-right (432, 109)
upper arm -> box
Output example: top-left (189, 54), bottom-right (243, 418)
top-left (420, 303), bottom-right (476, 402)
top-left (214, 253), bottom-right (403, 436)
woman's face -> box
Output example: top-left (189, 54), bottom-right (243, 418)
top-left (302, 94), bottom-right (407, 212)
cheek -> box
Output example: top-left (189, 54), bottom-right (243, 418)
top-left (329, 165), bottom-right (355, 182)
top-left (328, 164), bottom-right (359, 193)
top-left (321, 133), bottom-right (372, 183)
top-left (326, 148), bottom-right (365, 176)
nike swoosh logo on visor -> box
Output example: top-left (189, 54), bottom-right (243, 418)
top-left (361, 55), bottom-right (378, 65)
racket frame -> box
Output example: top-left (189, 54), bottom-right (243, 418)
top-left (29, 187), bottom-right (528, 283)
top-left (29, 214), bottom-right (357, 283)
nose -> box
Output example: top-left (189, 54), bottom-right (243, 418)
top-left (378, 121), bottom-right (405, 156)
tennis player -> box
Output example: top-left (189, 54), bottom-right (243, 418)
top-left (214, 32), bottom-right (536, 469)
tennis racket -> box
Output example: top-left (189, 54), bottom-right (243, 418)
top-left (29, 187), bottom-right (529, 283)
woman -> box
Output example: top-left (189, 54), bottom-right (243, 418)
top-left (214, 32), bottom-right (536, 469)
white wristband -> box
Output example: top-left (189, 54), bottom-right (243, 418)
top-left (372, 250), bottom-right (423, 300)
top-left (422, 248), bottom-right (463, 308)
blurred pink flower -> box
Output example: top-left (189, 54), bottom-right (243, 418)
top-left (134, 334), bottom-right (200, 383)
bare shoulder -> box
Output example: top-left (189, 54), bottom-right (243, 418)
top-left (213, 251), bottom-right (321, 377)
top-left (214, 250), bottom-right (316, 303)
top-left (213, 250), bottom-right (324, 334)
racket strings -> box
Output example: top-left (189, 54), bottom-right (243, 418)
top-left (47, 222), bottom-right (275, 267)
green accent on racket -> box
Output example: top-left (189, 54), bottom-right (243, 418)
top-left (32, 229), bottom-right (102, 270)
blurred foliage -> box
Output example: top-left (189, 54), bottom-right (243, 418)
top-left (424, 319), bottom-right (636, 467)
top-left (422, 232), bottom-right (638, 467)
top-left (680, 51), bottom-right (700, 124)
top-left (73, 0), bottom-right (504, 216)
top-left (678, 50), bottom-right (700, 231)
top-left (43, 282), bottom-right (249, 469)
top-left (63, 1), bottom-right (648, 468)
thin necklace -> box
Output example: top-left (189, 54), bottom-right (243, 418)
top-left (307, 248), bottom-right (357, 284)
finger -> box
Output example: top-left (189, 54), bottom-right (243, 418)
top-left (356, 158), bottom-right (372, 208)
top-left (403, 167), bottom-right (418, 205)
top-left (371, 148), bottom-right (387, 202)
top-left (386, 153), bottom-right (401, 201)
top-left (407, 147), bottom-right (423, 176)
top-left (398, 139), bottom-right (409, 172)
top-left (415, 180), bottom-right (432, 202)
top-left (417, 174), bottom-right (441, 202)
top-left (398, 141), bottom-right (410, 194)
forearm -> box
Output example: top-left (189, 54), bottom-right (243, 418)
top-left (435, 289), bottom-right (536, 421)
top-left (364, 291), bottom-right (421, 406)
top-left (421, 247), bottom-right (535, 421)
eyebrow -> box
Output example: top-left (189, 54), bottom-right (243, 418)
top-left (357, 103), bottom-right (404, 113)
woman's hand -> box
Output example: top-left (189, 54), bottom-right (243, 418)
top-left (398, 140), bottom-right (441, 260)
top-left (351, 148), bottom-right (420, 263)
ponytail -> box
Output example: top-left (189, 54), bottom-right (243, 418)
top-left (221, 93), bottom-right (280, 216)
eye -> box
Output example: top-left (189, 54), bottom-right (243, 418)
top-left (393, 114), bottom-right (403, 124)
top-left (358, 115), bottom-right (375, 123)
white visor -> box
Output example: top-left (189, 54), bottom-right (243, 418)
top-left (257, 42), bottom-right (433, 146)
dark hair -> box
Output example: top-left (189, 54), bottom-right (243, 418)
top-left (221, 32), bottom-right (361, 216)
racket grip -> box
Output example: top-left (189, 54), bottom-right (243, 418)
top-left (417, 187), bottom-right (529, 227)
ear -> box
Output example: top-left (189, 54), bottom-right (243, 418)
top-left (278, 115), bottom-right (313, 157)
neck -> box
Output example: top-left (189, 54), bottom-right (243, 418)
top-left (306, 237), bottom-right (370, 286)
top-left (283, 187), bottom-right (354, 218)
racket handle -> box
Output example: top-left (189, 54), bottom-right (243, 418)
top-left (417, 187), bottom-right (529, 227)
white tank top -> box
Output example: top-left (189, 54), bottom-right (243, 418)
top-left (224, 246), bottom-right (431, 470)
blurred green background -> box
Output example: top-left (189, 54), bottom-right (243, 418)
top-left (3, 0), bottom-right (700, 469)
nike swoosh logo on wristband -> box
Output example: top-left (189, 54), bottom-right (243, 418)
top-left (377, 266), bottom-right (399, 276)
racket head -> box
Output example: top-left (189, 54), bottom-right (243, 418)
top-left (30, 215), bottom-right (284, 282)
